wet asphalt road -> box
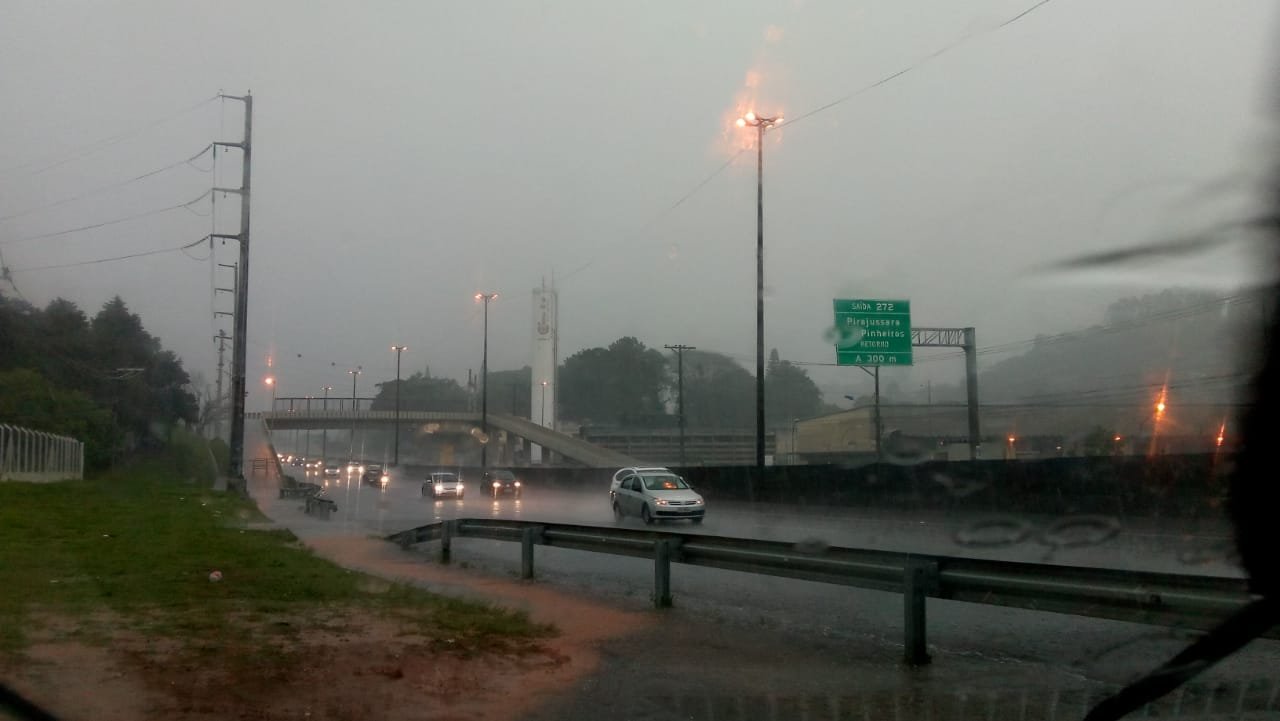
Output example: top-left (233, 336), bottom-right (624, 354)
top-left (251, 431), bottom-right (1280, 719)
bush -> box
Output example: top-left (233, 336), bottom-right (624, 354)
top-left (166, 426), bottom-right (219, 485)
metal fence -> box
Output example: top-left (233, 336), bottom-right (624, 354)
top-left (388, 518), bottom-right (1270, 667)
top-left (0, 424), bottom-right (84, 482)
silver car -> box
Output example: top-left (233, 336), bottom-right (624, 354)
top-left (611, 470), bottom-right (705, 525)
top-left (422, 472), bottom-right (465, 499)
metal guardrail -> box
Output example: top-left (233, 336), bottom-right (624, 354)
top-left (387, 518), bottom-right (1268, 666)
top-left (0, 424), bottom-right (84, 482)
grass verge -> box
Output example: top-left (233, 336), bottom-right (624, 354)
top-left (0, 460), bottom-right (553, 659)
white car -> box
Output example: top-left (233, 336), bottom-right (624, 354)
top-left (611, 469), bottom-right (705, 525)
top-left (423, 472), bottom-right (465, 499)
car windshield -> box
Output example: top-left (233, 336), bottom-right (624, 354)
top-left (5, 4), bottom-right (1278, 719)
top-left (642, 475), bottom-right (688, 491)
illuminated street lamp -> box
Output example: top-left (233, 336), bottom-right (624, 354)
top-left (264, 376), bottom-right (276, 412)
top-left (475, 292), bottom-right (499, 469)
top-left (735, 110), bottom-right (783, 494)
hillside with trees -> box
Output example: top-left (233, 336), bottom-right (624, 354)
top-left (0, 292), bottom-right (202, 469)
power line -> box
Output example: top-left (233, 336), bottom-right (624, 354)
top-left (0, 144), bottom-right (214, 223)
top-left (7, 235), bottom-right (209, 273)
top-left (1, 189), bottom-right (212, 246)
top-left (783, 0), bottom-right (1058, 130)
top-left (0, 95), bottom-right (218, 178)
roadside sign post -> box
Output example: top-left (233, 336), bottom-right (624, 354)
top-left (833, 299), bottom-right (913, 464)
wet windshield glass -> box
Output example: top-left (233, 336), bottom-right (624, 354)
top-left (2, 2), bottom-right (1276, 719)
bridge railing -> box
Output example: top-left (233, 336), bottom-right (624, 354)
top-left (0, 424), bottom-right (84, 482)
top-left (252, 409), bottom-right (643, 467)
top-left (387, 517), bottom-right (1266, 666)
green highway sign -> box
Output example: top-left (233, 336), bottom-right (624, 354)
top-left (833, 298), bottom-right (913, 366)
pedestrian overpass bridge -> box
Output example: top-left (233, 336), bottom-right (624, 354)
top-left (248, 410), bottom-right (640, 468)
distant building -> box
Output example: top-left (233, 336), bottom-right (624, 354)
top-left (783, 402), bottom-right (1239, 463)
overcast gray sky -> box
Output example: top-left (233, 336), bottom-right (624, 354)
top-left (1, 0), bottom-right (1275, 409)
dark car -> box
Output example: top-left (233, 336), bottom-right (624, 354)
top-left (361, 463), bottom-right (388, 486)
top-left (482, 469), bottom-right (521, 498)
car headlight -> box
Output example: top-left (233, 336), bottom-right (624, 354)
top-left (655, 499), bottom-right (669, 506)
top-left (457, 483), bottom-right (464, 490)
top-left (693, 498), bottom-right (704, 505)
top-left (514, 481), bottom-right (521, 487)
top-left (380, 475), bottom-right (389, 483)
top-left (434, 484), bottom-right (442, 493)
top-left (492, 481), bottom-right (501, 488)
top-left (359, 466), bottom-right (366, 474)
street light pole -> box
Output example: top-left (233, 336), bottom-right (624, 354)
top-left (475, 292), bottom-right (498, 469)
top-left (304, 396), bottom-right (311, 459)
top-left (265, 376), bottom-right (276, 412)
top-left (540, 380), bottom-right (548, 427)
top-left (348, 368), bottom-right (361, 458)
top-left (736, 110), bottom-right (782, 501)
top-left (321, 385), bottom-right (332, 461)
top-left (391, 345), bottom-right (407, 466)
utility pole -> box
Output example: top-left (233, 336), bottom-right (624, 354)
top-left (665, 344), bottom-right (696, 467)
top-left (475, 292), bottom-right (498, 469)
top-left (213, 93), bottom-right (252, 481)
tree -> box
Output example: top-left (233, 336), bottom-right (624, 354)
top-left (765, 349), bottom-right (823, 426)
top-left (0, 369), bottom-right (120, 469)
top-left (681, 350), bottom-right (755, 429)
top-left (371, 371), bottom-right (470, 412)
top-left (485, 367), bottom-right (533, 418)
top-left (86, 298), bottom-right (197, 444)
top-left (560, 337), bottom-right (668, 426)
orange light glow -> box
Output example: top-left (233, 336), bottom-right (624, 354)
top-left (1156, 401), bottom-right (1166, 414)
top-left (1114, 435), bottom-right (1122, 442)
top-left (1007, 436), bottom-right (1016, 444)
top-left (744, 111), bottom-right (756, 122)
top-left (264, 377), bottom-right (275, 386)
top-left (735, 118), bottom-right (746, 128)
